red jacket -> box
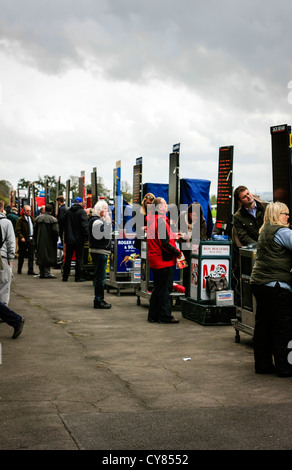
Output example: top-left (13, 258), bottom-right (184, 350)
top-left (147, 212), bottom-right (181, 269)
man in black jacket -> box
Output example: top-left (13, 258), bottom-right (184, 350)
top-left (88, 200), bottom-right (112, 309)
top-left (232, 186), bottom-right (268, 306)
top-left (15, 205), bottom-right (36, 275)
top-left (233, 186), bottom-right (267, 247)
top-left (62, 197), bottom-right (88, 282)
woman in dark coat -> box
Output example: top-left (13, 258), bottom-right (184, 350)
top-left (34, 204), bottom-right (59, 278)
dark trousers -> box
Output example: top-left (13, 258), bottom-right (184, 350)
top-left (0, 301), bottom-right (22, 328)
top-left (63, 243), bottom-right (84, 280)
top-left (148, 266), bottom-right (174, 322)
top-left (252, 283), bottom-right (292, 375)
top-left (18, 240), bottom-right (34, 273)
top-left (92, 253), bottom-right (108, 302)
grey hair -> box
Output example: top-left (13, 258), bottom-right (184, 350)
top-left (94, 200), bottom-right (109, 216)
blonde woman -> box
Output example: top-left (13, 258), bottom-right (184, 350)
top-left (250, 202), bottom-right (292, 377)
top-left (134, 193), bottom-right (155, 253)
top-left (141, 193), bottom-right (155, 216)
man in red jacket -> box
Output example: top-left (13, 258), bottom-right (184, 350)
top-left (147, 197), bottom-right (181, 323)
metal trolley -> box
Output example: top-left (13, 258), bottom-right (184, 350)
top-left (231, 247), bottom-right (256, 342)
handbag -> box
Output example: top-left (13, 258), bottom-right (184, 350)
top-left (205, 274), bottom-right (229, 296)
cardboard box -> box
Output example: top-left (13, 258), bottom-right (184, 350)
top-left (210, 290), bottom-right (234, 306)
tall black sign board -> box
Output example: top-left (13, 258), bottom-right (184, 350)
top-left (270, 124), bottom-right (292, 209)
top-left (91, 168), bottom-right (98, 206)
top-left (216, 146), bottom-right (233, 234)
top-left (132, 157), bottom-right (142, 205)
top-left (66, 180), bottom-right (70, 207)
top-left (168, 152), bottom-right (180, 207)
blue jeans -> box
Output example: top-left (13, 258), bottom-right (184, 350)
top-left (0, 302), bottom-right (22, 328)
top-left (92, 253), bottom-right (108, 302)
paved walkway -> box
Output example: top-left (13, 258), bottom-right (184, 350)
top-left (1, 261), bottom-right (292, 451)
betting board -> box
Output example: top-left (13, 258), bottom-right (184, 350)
top-left (215, 146), bottom-right (233, 233)
top-left (132, 157), bottom-right (142, 205)
top-left (270, 124), bottom-right (292, 209)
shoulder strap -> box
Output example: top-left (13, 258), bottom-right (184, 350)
top-left (0, 218), bottom-right (4, 248)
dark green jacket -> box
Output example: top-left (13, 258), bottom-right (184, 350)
top-left (7, 212), bottom-right (19, 234)
top-left (250, 224), bottom-right (292, 286)
top-left (233, 200), bottom-right (267, 246)
top-left (16, 214), bottom-right (35, 245)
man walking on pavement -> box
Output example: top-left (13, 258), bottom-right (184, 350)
top-left (0, 200), bottom-right (16, 305)
top-left (62, 197), bottom-right (88, 282)
top-left (0, 202), bottom-right (24, 338)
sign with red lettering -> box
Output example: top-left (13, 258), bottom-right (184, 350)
top-left (201, 244), bottom-right (230, 256)
top-left (201, 260), bottom-right (229, 300)
top-left (216, 146), bottom-right (233, 232)
top-left (190, 258), bottom-right (230, 301)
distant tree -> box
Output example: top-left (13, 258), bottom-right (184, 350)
top-left (97, 177), bottom-right (111, 199)
top-left (17, 178), bottom-right (30, 190)
top-left (69, 176), bottom-right (80, 200)
top-left (0, 180), bottom-right (12, 205)
top-left (121, 180), bottom-right (133, 203)
top-left (210, 194), bottom-right (217, 205)
top-left (86, 177), bottom-right (110, 200)
top-left (210, 194), bottom-right (217, 219)
top-left (35, 175), bottom-right (66, 201)
top-left (17, 176), bottom-right (65, 201)
top-left (16, 174), bottom-right (111, 204)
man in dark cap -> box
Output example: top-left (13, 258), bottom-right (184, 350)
top-left (62, 197), bottom-right (88, 282)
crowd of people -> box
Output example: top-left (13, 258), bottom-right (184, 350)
top-left (1, 187), bottom-right (292, 378)
top-left (0, 193), bottom-right (208, 337)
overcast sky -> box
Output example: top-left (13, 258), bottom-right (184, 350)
top-left (1, 0), bottom-right (292, 198)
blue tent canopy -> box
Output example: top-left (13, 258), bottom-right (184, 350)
top-left (110, 179), bottom-right (212, 236)
top-left (143, 183), bottom-right (169, 202)
top-left (180, 178), bottom-right (212, 237)
top-left (143, 179), bottom-right (212, 236)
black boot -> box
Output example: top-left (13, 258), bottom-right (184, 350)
top-left (94, 300), bottom-right (111, 309)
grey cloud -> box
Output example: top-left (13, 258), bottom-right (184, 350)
top-left (1, 0), bottom-right (291, 91)
top-left (1, 0), bottom-right (292, 194)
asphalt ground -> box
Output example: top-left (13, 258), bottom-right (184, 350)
top-left (1, 260), bottom-right (292, 457)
